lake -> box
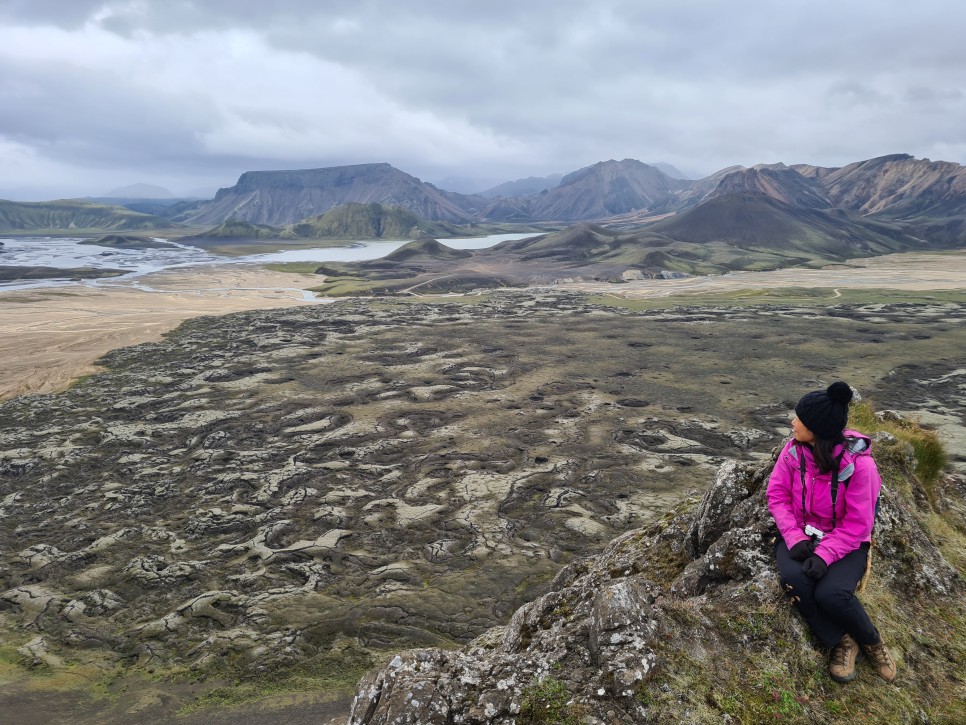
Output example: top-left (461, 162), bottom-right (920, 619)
top-left (0, 232), bottom-right (537, 291)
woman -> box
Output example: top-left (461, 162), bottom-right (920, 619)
top-left (767, 381), bottom-right (897, 684)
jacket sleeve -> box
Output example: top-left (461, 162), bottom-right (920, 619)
top-left (814, 456), bottom-right (879, 566)
top-left (767, 444), bottom-right (809, 549)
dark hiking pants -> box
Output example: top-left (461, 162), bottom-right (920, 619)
top-left (775, 539), bottom-right (879, 648)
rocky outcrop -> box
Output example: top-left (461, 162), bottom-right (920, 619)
top-left (348, 433), bottom-right (965, 724)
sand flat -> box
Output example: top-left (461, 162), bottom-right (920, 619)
top-left (562, 250), bottom-right (966, 297)
top-left (0, 265), bottom-right (323, 400)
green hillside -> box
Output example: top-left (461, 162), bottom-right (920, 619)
top-left (182, 219), bottom-right (289, 241)
top-left (494, 224), bottom-right (814, 276)
top-left (0, 199), bottom-right (175, 232)
top-left (651, 192), bottom-right (924, 258)
top-left (382, 238), bottom-right (473, 262)
top-left (291, 202), bottom-right (462, 239)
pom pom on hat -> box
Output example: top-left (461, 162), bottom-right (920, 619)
top-left (795, 382), bottom-right (853, 441)
top-left (827, 381), bottom-right (853, 405)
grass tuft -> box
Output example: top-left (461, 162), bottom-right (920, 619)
top-left (519, 676), bottom-right (586, 725)
top-left (848, 401), bottom-right (948, 496)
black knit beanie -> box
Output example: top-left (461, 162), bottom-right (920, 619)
top-left (794, 382), bottom-right (853, 441)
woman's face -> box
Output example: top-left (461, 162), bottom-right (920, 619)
top-left (791, 415), bottom-right (816, 443)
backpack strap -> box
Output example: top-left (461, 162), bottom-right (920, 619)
top-left (829, 449), bottom-right (848, 531)
top-left (834, 436), bottom-right (881, 533)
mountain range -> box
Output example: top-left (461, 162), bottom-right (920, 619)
top-left (3, 154), bottom-right (966, 267)
top-left (167, 153), bottom-right (966, 232)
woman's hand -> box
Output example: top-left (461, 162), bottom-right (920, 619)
top-left (802, 555), bottom-right (828, 579)
top-left (788, 540), bottom-right (815, 561)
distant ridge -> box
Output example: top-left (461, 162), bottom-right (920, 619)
top-left (0, 199), bottom-right (175, 232)
top-left (163, 154), bottom-right (966, 239)
top-left (477, 174), bottom-right (563, 199)
top-left (103, 183), bottom-right (174, 199)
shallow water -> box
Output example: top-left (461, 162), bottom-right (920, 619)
top-left (0, 232), bottom-right (536, 291)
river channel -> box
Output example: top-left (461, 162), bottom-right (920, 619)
top-left (0, 233), bottom-right (536, 292)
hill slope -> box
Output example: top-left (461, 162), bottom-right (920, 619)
top-left (651, 192), bottom-right (926, 259)
top-left (0, 199), bottom-right (175, 232)
top-left (820, 153), bottom-right (966, 218)
top-left (291, 202), bottom-right (463, 239)
top-left (524, 159), bottom-right (686, 221)
top-left (709, 165), bottom-right (832, 208)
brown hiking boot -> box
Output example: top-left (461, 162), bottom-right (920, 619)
top-left (829, 634), bottom-right (861, 683)
top-left (864, 641), bottom-right (897, 682)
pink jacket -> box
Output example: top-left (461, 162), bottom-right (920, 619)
top-left (767, 430), bottom-right (881, 566)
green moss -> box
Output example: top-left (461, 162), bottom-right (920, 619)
top-left (176, 643), bottom-right (378, 715)
top-left (519, 676), bottom-right (586, 725)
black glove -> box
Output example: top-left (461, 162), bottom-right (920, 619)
top-left (788, 540), bottom-right (814, 562)
top-left (802, 555), bottom-right (828, 580)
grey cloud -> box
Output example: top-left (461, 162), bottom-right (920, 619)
top-left (0, 0), bottom-right (108, 27)
top-left (1, 0), bottom-right (966, 198)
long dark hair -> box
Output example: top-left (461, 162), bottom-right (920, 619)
top-left (811, 436), bottom-right (844, 474)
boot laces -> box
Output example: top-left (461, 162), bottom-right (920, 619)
top-left (866, 642), bottom-right (891, 666)
top-left (832, 638), bottom-right (856, 667)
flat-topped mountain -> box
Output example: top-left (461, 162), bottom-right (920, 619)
top-left (182, 163), bottom-right (482, 226)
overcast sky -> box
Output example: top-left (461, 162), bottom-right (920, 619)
top-left (2, 0), bottom-right (965, 199)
